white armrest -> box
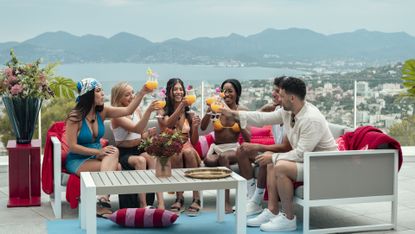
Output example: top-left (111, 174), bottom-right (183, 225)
top-left (51, 136), bottom-right (62, 218)
top-left (297, 149), bottom-right (399, 233)
top-left (302, 149), bottom-right (398, 201)
top-left (51, 136), bottom-right (62, 186)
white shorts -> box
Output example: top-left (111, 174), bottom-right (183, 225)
top-left (206, 142), bottom-right (239, 156)
top-left (296, 162), bottom-right (304, 182)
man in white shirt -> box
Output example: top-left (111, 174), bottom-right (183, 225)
top-left (223, 77), bottom-right (337, 232)
top-left (236, 76), bottom-right (291, 216)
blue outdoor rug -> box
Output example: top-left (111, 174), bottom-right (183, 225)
top-left (47, 212), bottom-right (303, 234)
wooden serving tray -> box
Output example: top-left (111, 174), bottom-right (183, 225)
top-left (184, 168), bottom-right (232, 179)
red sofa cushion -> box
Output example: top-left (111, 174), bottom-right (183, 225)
top-left (250, 126), bottom-right (272, 137)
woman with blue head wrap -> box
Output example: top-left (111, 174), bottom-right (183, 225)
top-left (65, 77), bottom-right (153, 218)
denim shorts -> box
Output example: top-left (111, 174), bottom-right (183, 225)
top-left (65, 153), bottom-right (96, 174)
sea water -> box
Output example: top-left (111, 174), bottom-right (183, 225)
top-left (56, 63), bottom-right (302, 93)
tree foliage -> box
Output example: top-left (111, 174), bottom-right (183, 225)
top-left (388, 115), bottom-right (415, 146)
top-left (49, 76), bottom-right (77, 99)
top-left (401, 59), bottom-right (415, 98)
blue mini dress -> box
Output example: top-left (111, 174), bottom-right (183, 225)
top-left (65, 113), bottom-right (105, 174)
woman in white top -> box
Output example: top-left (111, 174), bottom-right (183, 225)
top-left (111, 82), bottom-right (165, 209)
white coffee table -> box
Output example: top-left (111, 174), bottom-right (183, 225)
top-left (80, 168), bottom-right (247, 234)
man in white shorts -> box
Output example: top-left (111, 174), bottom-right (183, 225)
top-left (222, 77), bottom-right (337, 232)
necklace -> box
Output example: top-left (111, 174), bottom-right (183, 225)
top-left (87, 114), bottom-right (96, 124)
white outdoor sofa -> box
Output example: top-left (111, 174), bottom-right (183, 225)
top-left (50, 120), bottom-right (399, 234)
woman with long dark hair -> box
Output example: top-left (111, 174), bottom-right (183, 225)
top-left (158, 78), bottom-right (202, 216)
top-left (65, 78), bottom-right (152, 218)
top-left (200, 79), bottom-right (251, 213)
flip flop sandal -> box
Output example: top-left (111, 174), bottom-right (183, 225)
top-left (170, 197), bottom-right (184, 214)
top-left (97, 197), bottom-right (112, 208)
top-left (185, 199), bottom-right (201, 217)
top-left (96, 198), bottom-right (112, 218)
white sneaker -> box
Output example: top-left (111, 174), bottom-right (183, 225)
top-left (246, 200), bottom-right (263, 216)
top-left (260, 213), bottom-right (297, 232)
top-left (247, 208), bottom-right (276, 227)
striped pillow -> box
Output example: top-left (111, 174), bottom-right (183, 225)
top-left (194, 132), bottom-right (215, 159)
top-left (109, 208), bottom-right (178, 227)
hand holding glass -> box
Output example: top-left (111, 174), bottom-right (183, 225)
top-left (185, 89), bottom-right (197, 114)
top-left (155, 89), bottom-right (166, 118)
top-left (211, 99), bottom-right (223, 113)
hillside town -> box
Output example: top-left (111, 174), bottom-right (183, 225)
top-left (199, 63), bottom-right (409, 134)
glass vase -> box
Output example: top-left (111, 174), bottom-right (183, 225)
top-left (2, 96), bottom-right (42, 144)
top-left (155, 156), bottom-right (172, 177)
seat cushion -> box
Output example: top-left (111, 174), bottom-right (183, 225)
top-left (328, 123), bottom-right (347, 139)
top-left (294, 185), bottom-right (304, 199)
top-left (109, 208), bottom-right (178, 227)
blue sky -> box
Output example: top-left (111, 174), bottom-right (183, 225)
top-left (0, 0), bottom-right (412, 43)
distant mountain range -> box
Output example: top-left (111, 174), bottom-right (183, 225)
top-left (1, 28), bottom-right (414, 65)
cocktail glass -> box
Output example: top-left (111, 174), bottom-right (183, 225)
top-left (185, 88), bottom-right (197, 114)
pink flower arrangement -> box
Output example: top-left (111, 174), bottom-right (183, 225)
top-left (10, 84), bottom-right (23, 95)
top-left (0, 49), bottom-right (75, 99)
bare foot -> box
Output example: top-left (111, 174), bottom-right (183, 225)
top-left (97, 206), bottom-right (113, 218)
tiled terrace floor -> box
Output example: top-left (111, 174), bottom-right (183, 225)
top-left (0, 160), bottom-right (414, 234)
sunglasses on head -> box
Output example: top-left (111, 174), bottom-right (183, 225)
top-left (211, 113), bottom-right (220, 120)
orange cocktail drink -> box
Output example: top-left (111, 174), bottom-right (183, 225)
top-left (211, 103), bottom-right (222, 113)
top-left (186, 95), bottom-right (196, 105)
top-left (206, 96), bottom-right (216, 105)
top-left (156, 100), bottom-right (166, 109)
top-left (145, 80), bottom-right (158, 90)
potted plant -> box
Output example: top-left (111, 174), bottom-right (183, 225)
top-left (139, 128), bottom-right (187, 177)
top-left (0, 49), bottom-right (77, 144)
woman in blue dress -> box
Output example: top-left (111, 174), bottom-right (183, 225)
top-left (65, 78), bottom-right (152, 218)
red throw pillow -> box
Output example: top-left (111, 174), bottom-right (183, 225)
top-left (239, 126), bottom-right (275, 144)
top-left (194, 132), bottom-right (215, 159)
top-left (109, 208), bottom-right (178, 227)
top-left (251, 137), bottom-right (275, 145)
top-left (250, 126), bottom-right (272, 137)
